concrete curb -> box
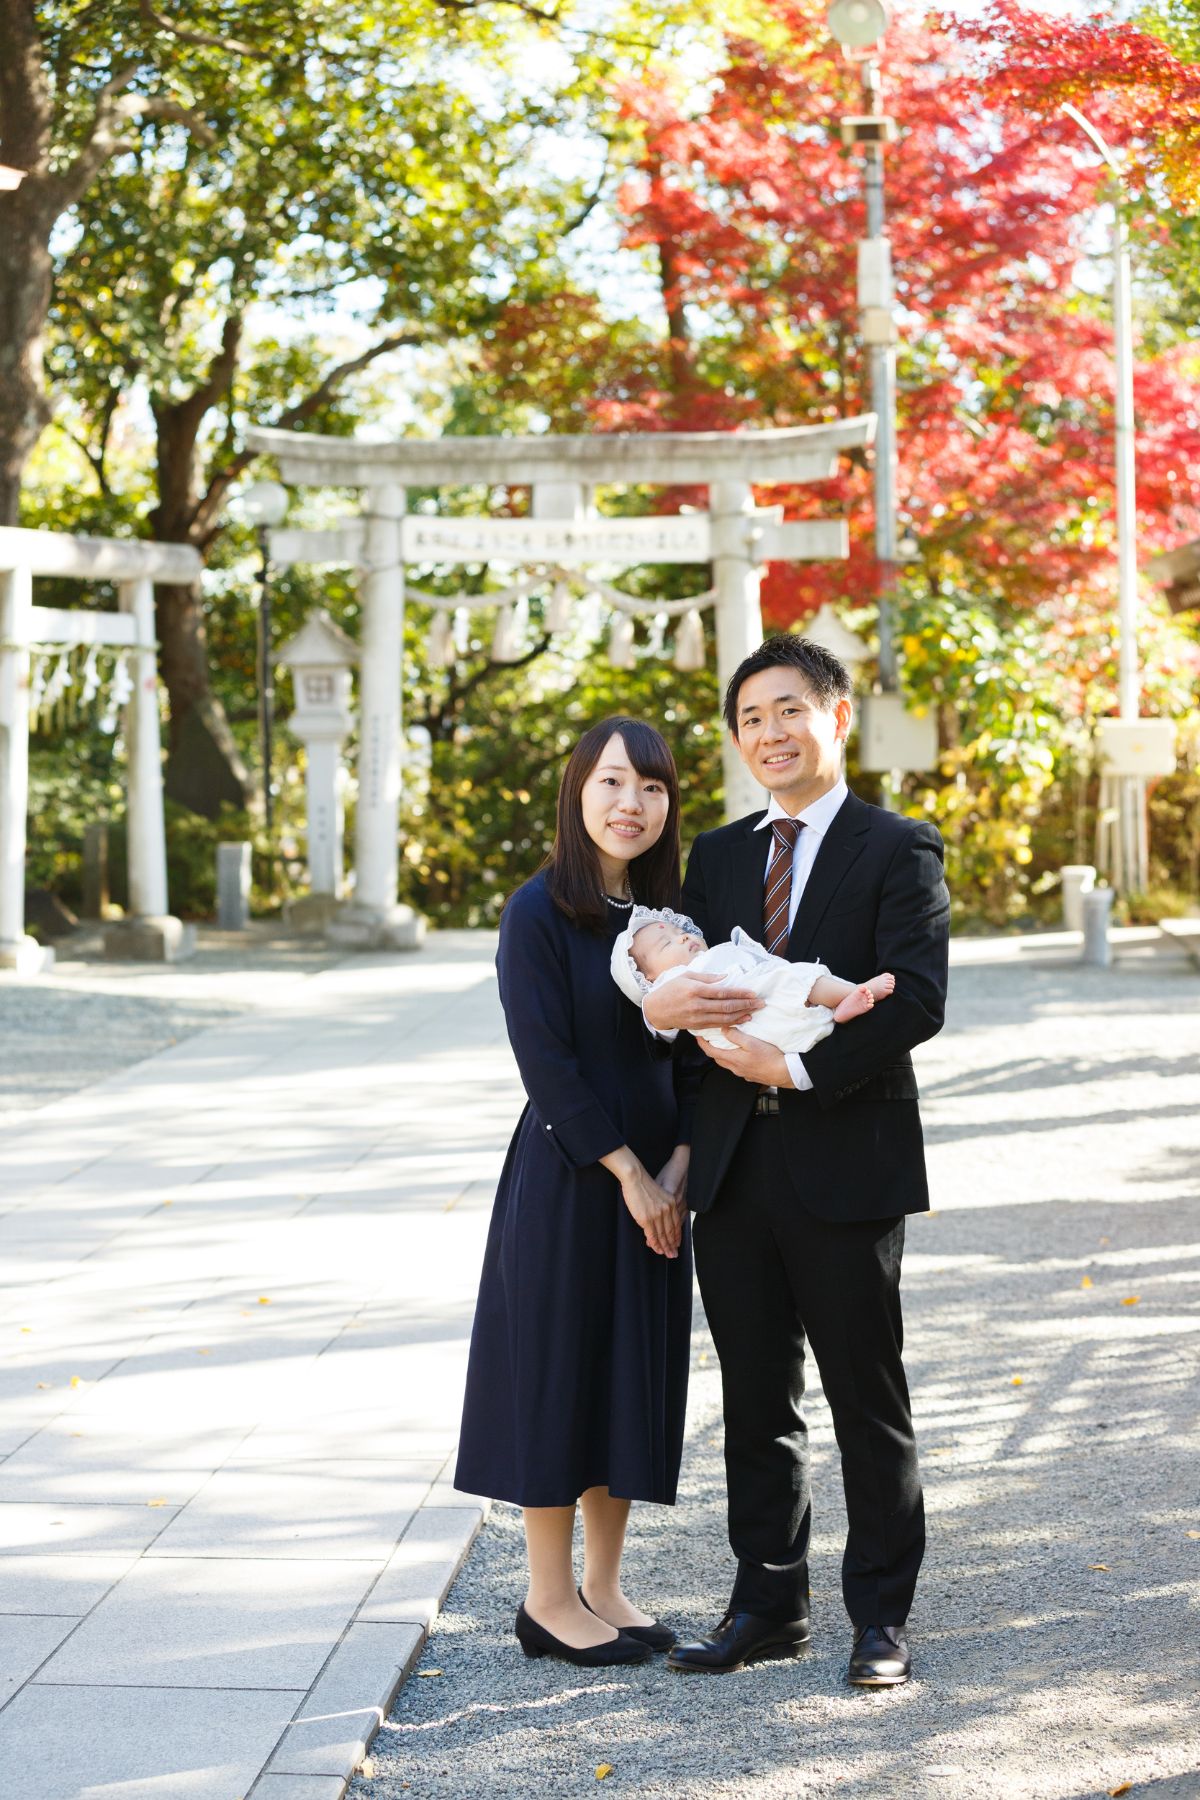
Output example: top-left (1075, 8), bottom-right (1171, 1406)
top-left (250, 1495), bottom-right (491, 1800)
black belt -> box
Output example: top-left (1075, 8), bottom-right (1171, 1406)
top-left (754, 1091), bottom-right (781, 1115)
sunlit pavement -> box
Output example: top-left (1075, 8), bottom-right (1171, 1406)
top-left (2, 927), bottom-right (1198, 1800)
top-left (0, 932), bottom-right (513, 1800)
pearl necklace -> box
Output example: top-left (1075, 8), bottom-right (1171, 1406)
top-left (602, 889), bottom-right (634, 909)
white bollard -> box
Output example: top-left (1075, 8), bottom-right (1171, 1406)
top-left (1081, 886), bottom-right (1115, 967)
top-left (1061, 864), bottom-right (1096, 933)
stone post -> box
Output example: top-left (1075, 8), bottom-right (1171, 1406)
top-left (329, 485), bottom-right (423, 950)
top-left (0, 565), bottom-right (50, 973)
top-left (278, 609), bottom-right (357, 933)
top-left (303, 738), bottom-right (344, 896)
top-left (81, 822), bottom-right (110, 919)
top-left (217, 842), bottom-right (252, 930)
top-left (1081, 885), bottom-right (1115, 967)
top-left (103, 578), bottom-right (192, 961)
top-left (710, 480), bottom-right (767, 822)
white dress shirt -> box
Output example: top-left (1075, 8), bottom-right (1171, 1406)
top-left (755, 777), bottom-right (849, 1092)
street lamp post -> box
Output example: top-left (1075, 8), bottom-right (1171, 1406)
top-left (828, 0), bottom-right (902, 803)
top-left (237, 479), bottom-right (290, 880)
top-left (1062, 104), bottom-right (1145, 895)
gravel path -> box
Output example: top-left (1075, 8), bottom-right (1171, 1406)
top-left (358, 939), bottom-right (1200, 1800)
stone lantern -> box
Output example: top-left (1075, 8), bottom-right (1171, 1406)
top-left (279, 610), bottom-right (357, 922)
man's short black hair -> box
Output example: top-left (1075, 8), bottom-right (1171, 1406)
top-left (724, 634), bottom-right (853, 737)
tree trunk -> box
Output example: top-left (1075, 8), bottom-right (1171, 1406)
top-left (148, 317), bottom-right (253, 818)
top-left (657, 232), bottom-right (692, 396)
top-left (0, 192), bottom-right (55, 525)
top-left (648, 154), bottom-right (691, 398)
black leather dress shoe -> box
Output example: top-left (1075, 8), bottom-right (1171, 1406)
top-left (847, 1623), bottom-right (911, 1686)
top-left (578, 1586), bottom-right (676, 1652)
top-left (515, 1605), bottom-right (652, 1666)
top-left (666, 1608), bottom-right (811, 1674)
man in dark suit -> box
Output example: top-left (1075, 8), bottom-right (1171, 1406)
top-left (644, 635), bottom-right (950, 1686)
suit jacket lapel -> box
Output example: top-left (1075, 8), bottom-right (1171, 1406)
top-left (788, 789), bottom-right (871, 960)
top-left (730, 814), bottom-right (772, 941)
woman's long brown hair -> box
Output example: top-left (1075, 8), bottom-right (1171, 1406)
top-left (542, 717), bottom-right (682, 932)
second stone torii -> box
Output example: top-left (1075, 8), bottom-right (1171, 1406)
top-left (246, 418), bottom-right (875, 951)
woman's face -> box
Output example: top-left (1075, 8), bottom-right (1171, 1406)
top-left (579, 732), bottom-right (671, 876)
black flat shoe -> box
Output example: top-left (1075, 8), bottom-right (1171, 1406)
top-left (847, 1623), bottom-right (911, 1687)
top-left (666, 1608), bottom-right (811, 1674)
top-left (578, 1585), bottom-right (676, 1652)
top-left (515, 1604), bottom-right (652, 1667)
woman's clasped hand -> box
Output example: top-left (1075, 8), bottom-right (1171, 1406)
top-left (601, 1144), bottom-right (690, 1258)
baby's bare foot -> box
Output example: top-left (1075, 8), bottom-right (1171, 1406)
top-left (831, 973), bottom-right (895, 1024)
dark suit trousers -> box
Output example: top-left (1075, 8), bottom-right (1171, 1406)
top-left (692, 1113), bottom-right (925, 1627)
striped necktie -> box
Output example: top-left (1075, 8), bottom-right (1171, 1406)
top-left (763, 818), bottom-right (803, 956)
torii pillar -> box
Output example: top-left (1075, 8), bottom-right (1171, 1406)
top-left (328, 483), bottom-right (423, 951)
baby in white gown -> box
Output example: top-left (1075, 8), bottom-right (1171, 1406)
top-left (611, 906), bottom-right (895, 1054)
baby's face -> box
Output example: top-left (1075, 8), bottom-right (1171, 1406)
top-left (631, 921), bottom-right (708, 981)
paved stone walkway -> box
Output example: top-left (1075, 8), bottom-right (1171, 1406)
top-left (2, 928), bottom-right (1198, 1799)
top-left (0, 933), bottom-right (512, 1800)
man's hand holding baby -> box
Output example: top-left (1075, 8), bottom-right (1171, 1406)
top-left (693, 1025), bottom-right (793, 1088)
top-left (642, 973), bottom-right (763, 1035)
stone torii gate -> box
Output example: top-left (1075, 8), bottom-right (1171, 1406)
top-left (0, 527), bottom-right (198, 972)
top-left (245, 418), bottom-right (875, 950)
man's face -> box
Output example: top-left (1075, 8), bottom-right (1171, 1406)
top-left (733, 667), bottom-right (851, 810)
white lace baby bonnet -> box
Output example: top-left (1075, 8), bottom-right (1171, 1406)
top-left (610, 905), bottom-right (705, 1006)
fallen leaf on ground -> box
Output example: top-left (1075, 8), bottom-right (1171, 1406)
top-left (418, 1669), bottom-right (443, 1678)
top-left (257, 1297), bottom-right (271, 1305)
top-left (69, 1376), bottom-right (83, 1388)
top-left (196, 1348), bottom-right (212, 1355)
top-left (1108, 1785), bottom-right (1133, 1797)
top-left (1081, 1275), bottom-right (1093, 1289)
top-left (596, 1767), bottom-right (614, 1781)
top-left (1011, 1375), bottom-right (1023, 1386)
top-left (146, 1498), bottom-right (168, 1508)
top-left (1186, 1530), bottom-right (1200, 1540)
top-left (1089, 1563), bottom-right (1110, 1571)
top-left (359, 1755), bottom-right (375, 1779)
top-left (20, 1326), bottom-right (31, 1333)
top-left (1121, 1296), bottom-right (1140, 1306)
top-left (36, 1382), bottom-right (50, 1389)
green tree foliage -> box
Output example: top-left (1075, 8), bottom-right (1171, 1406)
top-left (7, 0), bottom-right (699, 810)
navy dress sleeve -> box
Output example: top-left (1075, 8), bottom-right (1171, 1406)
top-left (497, 884), bottom-right (626, 1170)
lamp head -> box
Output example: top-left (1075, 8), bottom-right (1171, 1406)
top-left (828, 0), bottom-right (890, 49)
top-left (238, 479), bottom-right (290, 529)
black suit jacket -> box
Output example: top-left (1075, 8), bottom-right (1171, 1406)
top-left (681, 788), bottom-right (950, 1222)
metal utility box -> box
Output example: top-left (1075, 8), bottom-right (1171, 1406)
top-left (1095, 717), bottom-right (1177, 777)
top-left (857, 692), bottom-right (939, 772)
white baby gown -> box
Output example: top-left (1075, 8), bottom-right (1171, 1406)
top-left (652, 927), bottom-right (836, 1054)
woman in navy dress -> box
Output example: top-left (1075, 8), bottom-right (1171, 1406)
top-left (455, 717), bottom-right (695, 1667)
